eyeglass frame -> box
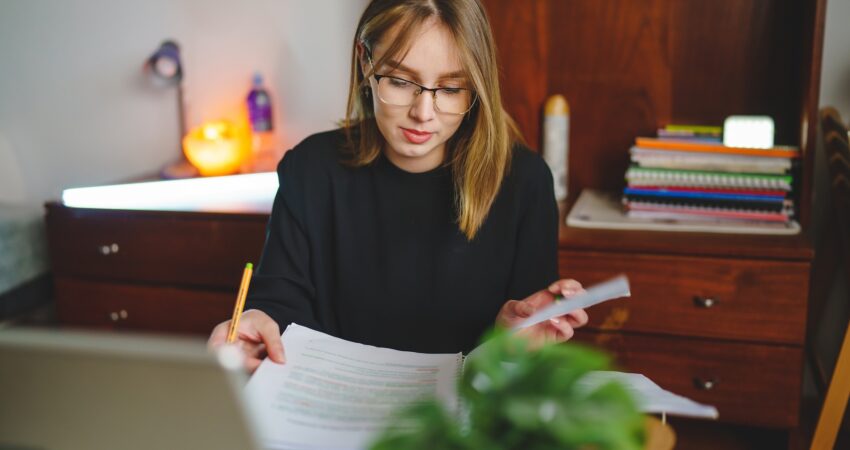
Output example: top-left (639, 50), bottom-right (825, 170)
top-left (365, 53), bottom-right (477, 116)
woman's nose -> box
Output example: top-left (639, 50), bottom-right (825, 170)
top-left (409, 90), bottom-right (436, 122)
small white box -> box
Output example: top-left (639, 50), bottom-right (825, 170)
top-left (723, 115), bottom-right (775, 149)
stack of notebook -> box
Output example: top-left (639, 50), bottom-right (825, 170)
top-left (623, 125), bottom-right (799, 224)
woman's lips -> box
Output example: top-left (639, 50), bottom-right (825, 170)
top-left (401, 127), bottom-right (433, 144)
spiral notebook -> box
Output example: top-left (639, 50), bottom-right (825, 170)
top-left (625, 167), bottom-right (793, 191)
top-left (634, 137), bottom-right (800, 159)
top-left (625, 201), bottom-right (792, 223)
top-left (624, 187), bottom-right (787, 203)
top-left (623, 193), bottom-right (792, 214)
top-left (629, 147), bottom-right (793, 174)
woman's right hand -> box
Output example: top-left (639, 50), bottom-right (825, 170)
top-left (208, 309), bottom-right (286, 374)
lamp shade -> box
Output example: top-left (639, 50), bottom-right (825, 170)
top-left (182, 120), bottom-right (251, 176)
top-left (146, 40), bottom-right (183, 82)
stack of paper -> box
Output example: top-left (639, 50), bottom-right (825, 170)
top-left (245, 323), bottom-right (718, 450)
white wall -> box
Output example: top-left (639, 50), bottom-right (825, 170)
top-left (813, 0), bottom-right (850, 376)
top-left (820, 0), bottom-right (850, 118)
top-left (1, 0), bottom-right (849, 207)
top-left (0, 0), bottom-right (367, 205)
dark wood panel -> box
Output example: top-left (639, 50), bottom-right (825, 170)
top-left (560, 250), bottom-right (810, 344)
top-left (798, 0), bottom-right (828, 230)
top-left (573, 330), bottom-right (803, 427)
top-left (46, 204), bottom-right (268, 289)
top-left (547, 0), bottom-right (673, 195)
top-left (664, 419), bottom-right (789, 450)
top-left (54, 277), bottom-right (233, 335)
top-left (484, 0), bottom-right (549, 150)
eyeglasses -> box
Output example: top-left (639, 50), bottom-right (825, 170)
top-left (367, 57), bottom-right (476, 115)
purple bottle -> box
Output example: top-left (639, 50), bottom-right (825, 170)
top-left (245, 72), bottom-right (280, 171)
top-left (247, 72), bottom-right (273, 132)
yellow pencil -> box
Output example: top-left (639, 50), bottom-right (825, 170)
top-left (226, 262), bottom-right (253, 343)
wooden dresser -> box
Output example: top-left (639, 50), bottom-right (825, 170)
top-left (45, 200), bottom-right (814, 432)
top-left (45, 204), bottom-right (268, 335)
top-left (559, 220), bottom-right (812, 431)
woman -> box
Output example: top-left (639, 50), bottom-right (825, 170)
top-left (209, 0), bottom-right (588, 372)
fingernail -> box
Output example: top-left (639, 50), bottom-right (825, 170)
top-left (550, 318), bottom-right (560, 324)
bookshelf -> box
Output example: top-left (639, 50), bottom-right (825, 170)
top-left (481, 0), bottom-right (825, 448)
top-left (484, 0), bottom-right (823, 228)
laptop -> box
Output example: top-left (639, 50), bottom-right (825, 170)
top-left (0, 327), bottom-right (263, 450)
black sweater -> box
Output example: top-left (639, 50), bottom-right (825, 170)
top-left (245, 129), bottom-right (559, 353)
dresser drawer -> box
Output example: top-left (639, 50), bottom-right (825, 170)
top-left (559, 251), bottom-right (809, 344)
top-left (55, 277), bottom-right (234, 335)
top-left (47, 207), bottom-right (267, 289)
top-left (574, 330), bottom-right (802, 427)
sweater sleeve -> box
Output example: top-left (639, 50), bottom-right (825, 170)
top-left (505, 154), bottom-right (560, 300)
top-left (244, 149), bottom-right (323, 331)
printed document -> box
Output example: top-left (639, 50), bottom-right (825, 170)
top-left (244, 324), bottom-right (461, 450)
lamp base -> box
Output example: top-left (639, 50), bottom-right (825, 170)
top-left (241, 149), bottom-right (286, 174)
top-left (159, 159), bottom-right (200, 179)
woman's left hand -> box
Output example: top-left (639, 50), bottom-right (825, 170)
top-left (495, 279), bottom-right (589, 347)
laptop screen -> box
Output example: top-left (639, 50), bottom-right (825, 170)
top-left (0, 328), bottom-right (262, 450)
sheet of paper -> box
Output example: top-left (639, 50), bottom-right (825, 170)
top-left (513, 275), bottom-right (631, 331)
top-left (244, 324), bottom-right (462, 450)
top-left (577, 371), bottom-right (719, 419)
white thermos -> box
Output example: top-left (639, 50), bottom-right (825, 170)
top-left (543, 94), bottom-right (570, 201)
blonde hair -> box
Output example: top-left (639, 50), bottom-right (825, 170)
top-left (342, 0), bottom-right (522, 240)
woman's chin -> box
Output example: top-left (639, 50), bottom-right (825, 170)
top-left (389, 141), bottom-right (436, 159)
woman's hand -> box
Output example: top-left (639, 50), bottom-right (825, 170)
top-left (495, 279), bottom-right (589, 347)
top-left (208, 309), bottom-right (286, 374)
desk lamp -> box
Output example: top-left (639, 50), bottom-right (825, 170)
top-left (144, 40), bottom-right (198, 178)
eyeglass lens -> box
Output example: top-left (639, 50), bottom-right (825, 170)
top-left (376, 77), bottom-right (472, 114)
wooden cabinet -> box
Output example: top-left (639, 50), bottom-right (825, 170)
top-left (480, 0), bottom-right (825, 445)
top-left (45, 204), bottom-right (268, 335)
top-left (574, 330), bottom-right (803, 428)
top-left (556, 225), bottom-right (813, 430)
top-left (53, 278), bottom-right (235, 334)
top-left (46, 202), bottom-right (816, 431)
top-left (561, 250), bottom-right (810, 345)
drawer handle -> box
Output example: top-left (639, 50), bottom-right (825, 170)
top-left (97, 242), bottom-right (120, 256)
top-left (109, 309), bottom-right (129, 322)
top-left (97, 243), bottom-right (120, 256)
top-left (98, 243), bottom-right (120, 255)
top-left (693, 377), bottom-right (719, 391)
top-left (693, 296), bottom-right (718, 308)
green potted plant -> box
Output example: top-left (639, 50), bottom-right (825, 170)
top-left (369, 330), bottom-right (645, 450)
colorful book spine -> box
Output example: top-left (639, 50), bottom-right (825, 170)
top-left (625, 167), bottom-right (793, 190)
top-left (663, 124), bottom-right (723, 135)
top-left (635, 137), bottom-right (800, 159)
top-left (624, 187), bottom-right (786, 202)
top-left (625, 203), bottom-right (790, 223)
top-left (623, 193), bottom-right (791, 213)
top-left (657, 129), bottom-right (722, 143)
top-left (626, 185), bottom-right (788, 197)
top-left (629, 153), bottom-right (791, 175)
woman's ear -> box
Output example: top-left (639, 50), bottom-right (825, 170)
top-left (356, 41), bottom-right (369, 75)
